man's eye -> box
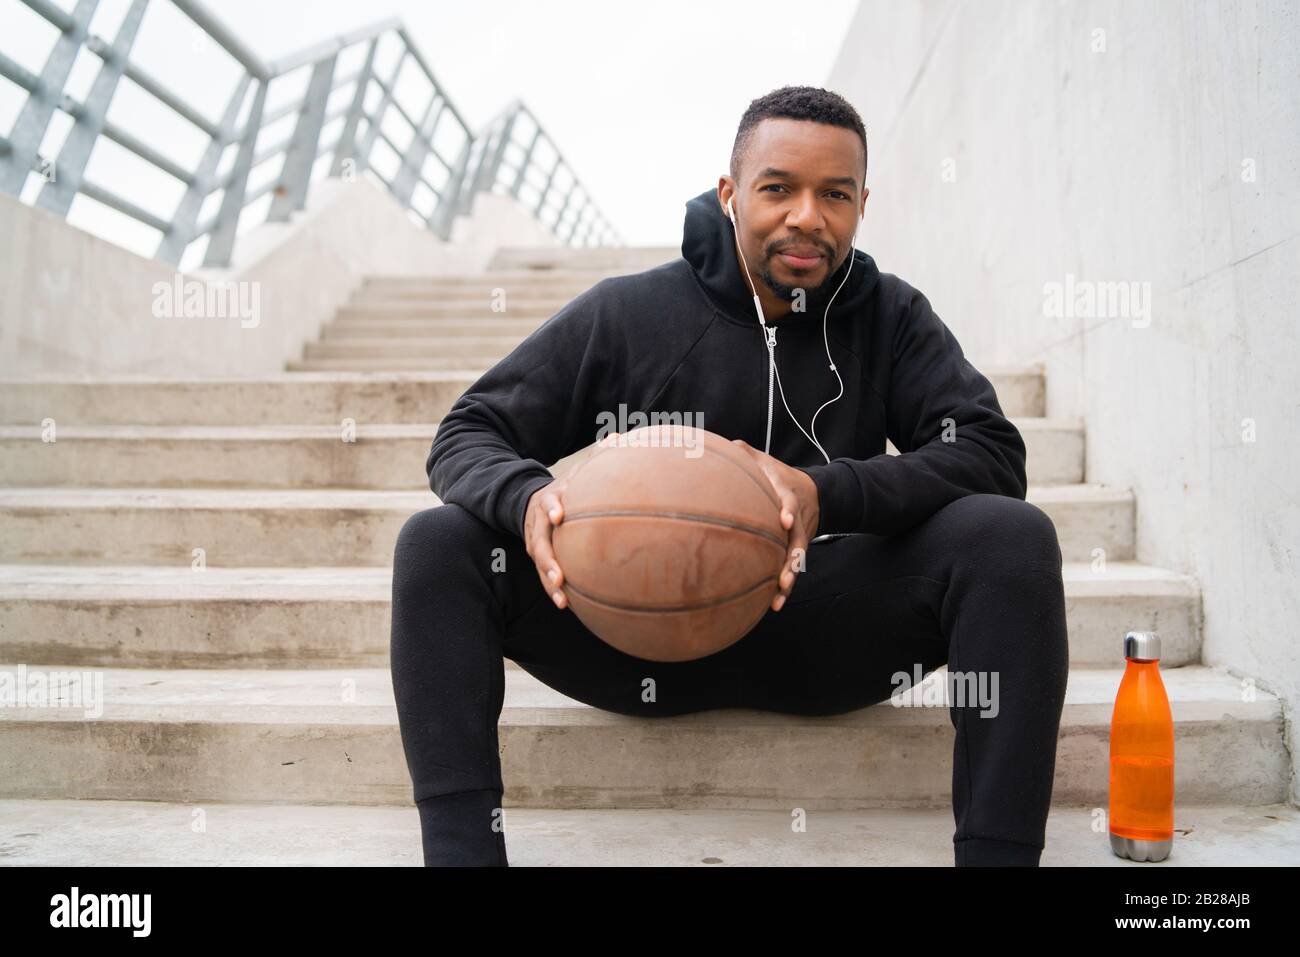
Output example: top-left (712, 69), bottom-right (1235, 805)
top-left (829, 191), bottom-right (849, 200)
top-left (761, 184), bottom-right (785, 192)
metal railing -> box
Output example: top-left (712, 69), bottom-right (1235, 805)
top-left (455, 99), bottom-right (624, 247)
top-left (0, 0), bottom-right (621, 267)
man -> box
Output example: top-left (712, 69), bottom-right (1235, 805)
top-left (390, 86), bottom-right (1069, 867)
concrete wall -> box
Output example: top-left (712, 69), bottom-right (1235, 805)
top-left (450, 190), bottom-right (565, 251)
top-left (829, 0), bottom-right (1299, 803)
top-left (0, 178), bottom-right (562, 378)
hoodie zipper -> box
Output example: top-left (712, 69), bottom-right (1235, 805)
top-left (763, 324), bottom-right (777, 455)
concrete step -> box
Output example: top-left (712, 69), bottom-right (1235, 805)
top-left (321, 318), bottom-right (544, 338)
top-left (0, 488), bottom-right (432, 567)
top-left (285, 356), bottom-right (502, 371)
top-left (343, 296), bottom-right (575, 313)
top-left (487, 246), bottom-right (679, 272)
top-left (361, 270), bottom-right (631, 294)
top-left (0, 663), bottom-right (1279, 808)
top-left (0, 484), bottom-right (1133, 568)
top-left (1017, 417), bottom-right (1084, 484)
top-left (1030, 483), bottom-right (1134, 560)
top-left (335, 301), bottom-right (569, 320)
top-left (303, 336), bottom-right (529, 359)
top-left (345, 292), bottom-right (580, 309)
top-left (0, 417), bottom-right (1080, 488)
top-left (0, 369), bottom-right (1045, 425)
top-left (427, 415), bottom-right (1067, 481)
top-left (0, 424), bottom-right (433, 489)
top-left (2, 798), bottom-right (1295, 866)
top-left (298, 337), bottom-right (1050, 370)
top-left (0, 560), bottom-right (1200, 669)
top-left (0, 372), bottom-right (476, 426)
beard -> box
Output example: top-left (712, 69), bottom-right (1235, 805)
top-left (758, 248), bottom-right (851, 314)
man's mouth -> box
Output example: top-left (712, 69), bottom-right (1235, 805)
top-left (774, 246), bottom-right (826, 269)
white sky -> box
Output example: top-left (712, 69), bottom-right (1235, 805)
top-left (0, 0), bottom-right (860, 260)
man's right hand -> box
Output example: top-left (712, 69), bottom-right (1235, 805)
top-left (524, 432), bottom-right (621, 610)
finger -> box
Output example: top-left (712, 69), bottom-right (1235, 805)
top-left (539, 503), bottom-right (564, 588)
top-left (772, 580), bottom-right (788, 612)
top-left (780, 542), bottom-right (806, 596)
top-left (789, 515), bottom-right (811, 557)
top-left (760, 464), bottom-right (797, 530)
top-left (532, 497), bottom-right (567, 608)
top-left (544, 489), bottom-right (564, 526)
top-left (778, 487), bottom-right (798, 530)
top-left (764, 538), bottom-right (795, 613)
top-left (779, 549), bottom-right (796, 594)
top-left (775, 554), bottom-right (797, 605)
top-left (531, 535), bottom-right (564, 608)
top-left (778, 509), bottom-right (811, 596)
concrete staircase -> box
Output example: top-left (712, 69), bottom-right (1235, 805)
top-left (1, 245), bottom-right (1295, 866)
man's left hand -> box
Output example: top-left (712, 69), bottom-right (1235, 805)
top-left (730, 439), bottom-right (821, 612)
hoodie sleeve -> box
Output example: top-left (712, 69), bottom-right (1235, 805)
top-left (425, 284), bottom-right (613, 540)
top-left (796, 285), bottom-right (1028, 537)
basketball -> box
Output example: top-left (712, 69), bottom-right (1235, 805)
top-left (550, 424), bottom-right (788, 662)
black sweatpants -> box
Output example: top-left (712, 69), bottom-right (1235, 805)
top-left (389, 492), bottom-right (1070, 867)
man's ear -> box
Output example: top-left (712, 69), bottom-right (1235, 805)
top-left (716, 177), bottom-right (735, 218)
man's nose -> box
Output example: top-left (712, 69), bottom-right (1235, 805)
top-left (785, 192), bottom-right (826, 233)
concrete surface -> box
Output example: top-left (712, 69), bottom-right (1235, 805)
top-left (828, 0), bottom-right (1300, 805)
top-left (0, 663), bottom-right (1285, 808)
top-left (0, 180), bottom-right (579, 379)
top-left (0, 480), bottom-right (1133, 567)
top-left (0, 415), bottom-right (1085, 488)
top-left (1, 799), bottom-right (1295, 866)
top-left (0, 559), bottom-right (1199, 668)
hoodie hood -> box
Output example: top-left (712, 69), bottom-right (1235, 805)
top-left (680, 187), bottom-right (879, 328)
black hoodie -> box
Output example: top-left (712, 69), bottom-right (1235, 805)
top-left (426, 187), bottom-right (1028, 541)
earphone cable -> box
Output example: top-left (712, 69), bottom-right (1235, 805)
top-left (728, 197), bottom-right (857, 465)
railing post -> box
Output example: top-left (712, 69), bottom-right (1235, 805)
top-left (553, 182), bottom-right (576, 238)
top-left (390, 92), bottom-right (442, 205)
top-left (329, 37), bottom-right (376, 178)
top-left (203, 79), bottom-right (267, 267)
top-left (155, 72), bottom-right (250, 264)
top-left (454, 134), bottom-right (488, 218)
top-left (35, 0), bottom-right (146, 216)
top-left (430, 135), bottom-right (472, 240)
top-left (353, 49), bottom-right (407, 174)
top-left (564, 196), bottom-right (588, 243)
top-left (510, 125), bottom-right (541, 199)
top-left (478, 106), bottom-right (517, 197)
top-left (534, 152), bottom-right (561, 216)
top-left (267, 53), bottom-right (337, 221)
top-left (0, 0), bottom-right (98, 195)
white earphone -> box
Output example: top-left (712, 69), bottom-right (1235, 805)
top-left (726, 194), bottom-right (861, 464)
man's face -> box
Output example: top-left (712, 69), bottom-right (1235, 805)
top-left (719, 118), bottom-right (868, 305)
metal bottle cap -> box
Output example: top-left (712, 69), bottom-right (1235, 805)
top-left (1123, 630), bottom-right (1161, 661)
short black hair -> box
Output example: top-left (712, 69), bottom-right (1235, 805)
top-left (730, 86), bottom-right (868, 190)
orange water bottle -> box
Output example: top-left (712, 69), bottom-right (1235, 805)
top-left (1109, 630), bottom-right (1174, 861)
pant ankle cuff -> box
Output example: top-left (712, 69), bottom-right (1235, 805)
top-left (417, 788), bottom-right (508, 867)
top-left (954, 837), bottom-right (1042, 867)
